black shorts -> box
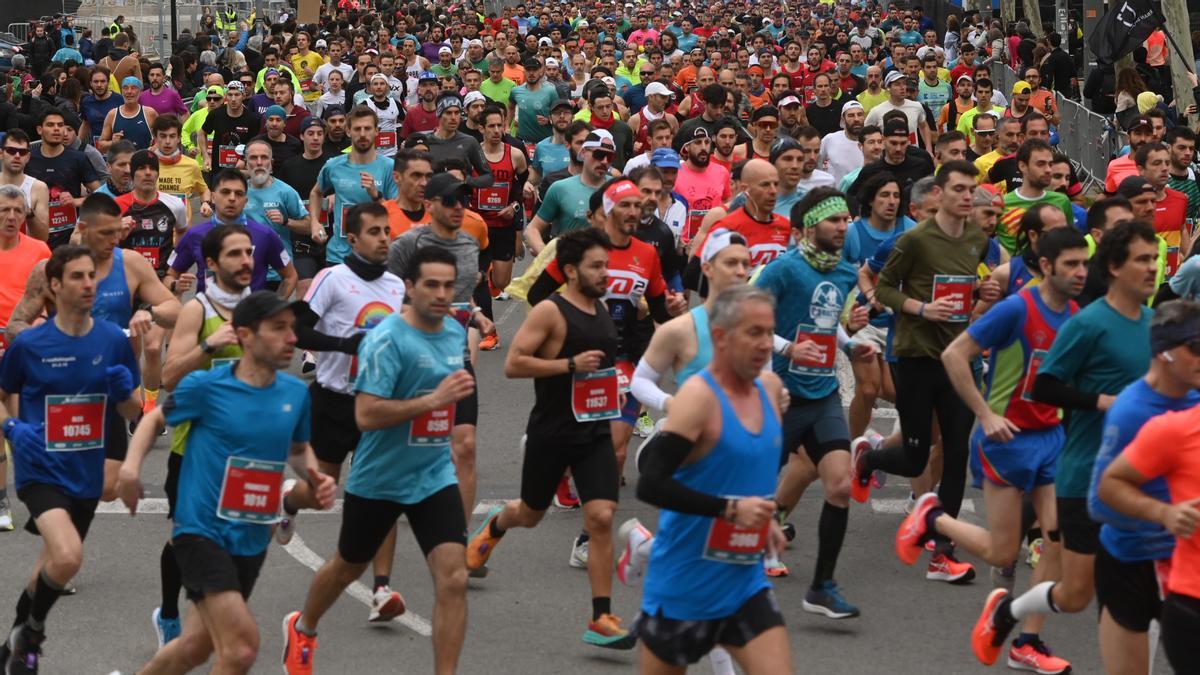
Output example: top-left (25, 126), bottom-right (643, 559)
top-left (106, 412), bottom-right (127, 461)
top-left (1162, 592), bottom-right (1200, 674)
top-left (781, 392), bottom-right (850, 465)
top-left (165, 451), bottom-right (183, 519)
top-left (1095, 545), bottom-right (1163, 632)
top-left (1057, 496), bottom-right (1099, 555)
top-left (17, 483), bottom-right (99, 539)
top-left (309, 382), bottom-right (361, 466)
top-left (633, 587), bottom-right (786, 666)
top-left (455, 361), bottom-right (478, 427)
top-left (521, 433), bottom-right (619, 511)
top-left (337, 485), bottom-right (467, 564)
top-left (292, 251), bottom-right (327, 280)
top-left (172, 533), bottom-right (267, 601)
top-left (487, 226), bottom-right (516, 262)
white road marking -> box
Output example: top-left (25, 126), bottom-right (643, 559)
top-left (871, 498), bottom-right (977, 514)
top-left (96, 498), bottom-right (346, 515)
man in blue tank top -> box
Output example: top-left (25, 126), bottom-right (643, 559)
top-left (634, 284), bottom-right (793, 672)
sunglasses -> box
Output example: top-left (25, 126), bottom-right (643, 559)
top-left (975, 129), bottom-right (996, 136)
top-left (591, 150), bottom-right (615, 161)
top-left (756, 121), bottom-right (778, 129)
top-left (438, 193), bottom-right (471, 208)
top-left (1186, 340), bottom-right (1200, 356)
top-left (640, 71), bottom-right (654, 77)
top-left (207, 96), bottom-right (222, 101)
top-left (2, 147), bottom-right (29, 157)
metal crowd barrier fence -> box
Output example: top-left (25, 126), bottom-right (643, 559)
top-left (5, 23), bottom-right (28, 42)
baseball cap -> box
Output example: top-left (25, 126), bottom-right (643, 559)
top-left (1117, 176), bottom-right (1156, 199)
top-left (436, 94), bottom-right (463, 116)
top-left (1012, 80), bottom-right (1033, 95)
top-left (545, 57), bottom-right (560, 68)
top-left (438, 45), bottom-right (452, 55)
top-left (315, 38), bottom-right (327, 48)
top-left (232, 291), bottom-right (303, 328)
top-left (264, 105), bottom-right (287, 120)
top-left (841, 100), bottom-right (864, 116)
top-left (884, 71), bottom-right (905, 87)
top-left (651, 147), bottom-right (681, 169)
top-left (751, 106), bottom-right (780, 123)
top-left (1126, 114), bottom-right (1153, 132)
top-left (672, 126), bottom-right (710, 153)
top-left (226, 81), bottom-right (246, 92)
top-left (129, 150), bottom-right (158, 174)
top-left (777, 94), bottom-right (802, 108)
top-left (299, 116), bottom-right (324, 133)
top-left (538, 36), bottom-right (553, 46)
top-left (883, 118), bottom-right (909, 138)
top-left (701, 228), bottom-right (748, 263)
top-left (321, 104), bottom-right (346, 120)
top-left (418, 71), bottom-right (439, 82)
top-left (425, 174), bottom-right (471, 201)
top-left (524, 57), bottom-right (543, 70)
top-left (972, 184), bottom-right (1004, 208)
top-left (1150, 293), bottom-right (1200, 352)
top-left (205, 84), bottom-right (225, 97)
top-left (956, 74), bottom-right (974, 85)
top-left (463, 91), bottom-right (487, 108)
top-left (550, 98), bottom-right (574, 113)
top-left (645, 81), bottom-right (673, 98)
top-left (582, 129), bottom-right (617, 154)
top-left (121, 76), bottom-right (142, 89)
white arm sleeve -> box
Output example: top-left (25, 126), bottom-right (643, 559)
top-left (837, 325), bottom-right (852, 350)
top-left (772, 334), bottom-right (791, 355)
top-left (631, 358), bottom-right (672, 413)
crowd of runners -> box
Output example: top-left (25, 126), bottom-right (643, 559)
top-left (0, 0), bottom-right (1199, 673)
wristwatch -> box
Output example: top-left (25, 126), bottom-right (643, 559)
top-left (199, 338), bottom-right (217, 355)
top-left (567, 356), bottom-right (576, 373)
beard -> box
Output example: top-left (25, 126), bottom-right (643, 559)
top-left (689, 149), bottom-right (710, 167)
top-left (249, 169), bottom-right (270, 187)
top-left (580, 279), bottom-right (607, 298)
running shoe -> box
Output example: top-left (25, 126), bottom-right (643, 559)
top-left (552, 475), bottom-right (580, 509)
top-left (1007, 638), bottom-right (1071, 674)
top-left (895, 492), bottom-right (940, 565)
top-left (990, 562), bottom-right (1017, 592)
top-left (802, 581), bottom-right (861, 619)
top-left (764, 554), bottom-right (789, 577)
top-left (633, 412), bottom-right (655, 438)
top-left (5, 623), bottom-right (43, 675)
top-left (151, 606), bottom-right (182, 649)
top-left (582, 613), bottom-right (636, 650)
top-left (466, 505), bottom-right (504, 573)
top-left (60, 582), bottom-right (77, 596)
top-left (615, 518), bottom-right (653, 586)
top-left (849, 434), bottom-right (875, 503)
top-left (569, 535), bottom-right (589, 569)
top-left (927, 551), bottom-right (976, 584)
top-left (971, 589), bottom-right (1016, 666)
top-left (1026, 537), bottom-right (1043, 568)
top-left (300, 351), bottom-right (317, 375)
top-left (0, 499), bottom-right (13, 531)
top-left (904, 493), bottom-right (917, 514)
top-left (496, 291), bottom-right (510, 301)
top-left (367, 585), bottom-right (406, 622)
top-left (780, 521), bottom-right (796, 543)
top-left (276, 479), bottom-right (297, 546)
top-left (281, 611), bottom-right (317, 675)
top-left (479, 333), bottom-right (500, 351)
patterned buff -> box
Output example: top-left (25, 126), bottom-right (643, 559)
top-left (798, 196), bottom-right (850, 273)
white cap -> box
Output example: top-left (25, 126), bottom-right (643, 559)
top-left (438, 45), bottom-right (452, 55)
top-left (463, 90), bottom-right (487, 107)
top-left (884, 71), bottom-right (905, 87)
top-left (645, 81), bottom-right (672, 98)
top-left (701, 228), bottom-right (746, 263)
top-left (538, 36), bottom-right (553, 46)
top-left (315, 38), bottom-right (327, 48)
top-left (468, 39), bottom-right (483, 48)
top-left (602, 75), bottom-right (616, 87)
top-left (545, 57), bottom-right (560, 68)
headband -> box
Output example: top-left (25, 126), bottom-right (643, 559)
top-left (602, 180), bottom-right (640, 215)
top-left (701, 228), bottom-right (747, 263)
top-left (801, 196), bottom-right (849, 229)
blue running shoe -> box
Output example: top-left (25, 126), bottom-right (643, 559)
top-left (801, 581), bottom-right (861, 619)
top-left (152, 606), bottom-right (182, 648)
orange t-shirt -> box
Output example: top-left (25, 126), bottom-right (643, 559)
top-left (462, 209), bottom-right (490, 250)
top-left (0, 233), bottom-right (51, 339)
top-left (1122, 406), bottom-right (1200, 600)
top-left (503, 64), bottom-right (526, 86)
top-left (385, 200), bottom-right (432, 240)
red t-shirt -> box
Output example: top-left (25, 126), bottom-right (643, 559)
top-left (693, 207), bottom-right (790, 268)
top-left (1155, 187), bottom-right (1188, 275)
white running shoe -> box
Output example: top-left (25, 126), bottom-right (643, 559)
top-left (275, 479), bottom-right (297, 546)
top-left (569, 535), bottom-right (589, 569)
top-left (615, 518), bottom-right (653, 586)
top-left (0, 499), bottom-right (13, 531)
top-left (367, 585), bottom-right (406, 622)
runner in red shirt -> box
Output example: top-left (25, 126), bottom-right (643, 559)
top-left (1136, 143), bottom-right (1189, 275)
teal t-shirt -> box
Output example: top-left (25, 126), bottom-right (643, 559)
top-left (315, 155), bottom-right (398, 264)
top-left (347, 313), bottom-right (467, 504)
top-left (536, 175), bottom-right (598, 236)
top-left (510, 82), bottom-right (559, 143)
top-left (247, 178), bottom-right (309, 279)
top-left (532, 137), bottom-right (570, 177)
top-left (1038, 298), bottom-right (1152, 498)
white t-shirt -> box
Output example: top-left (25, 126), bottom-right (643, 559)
top-left (818, 132), bottom-right (864, 185)
top-left (312, 61), bottom-right (354, 94)
top-left (623, 153), bottom-right (653, 175)
top-left (864, 99), bottom-right (927, 138)
top-left (304, 264), bottom-right (407, 395)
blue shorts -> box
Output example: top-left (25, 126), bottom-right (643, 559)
top-left (618, 391), bottom-right (642, 425)
top-left (970, 425), bottom-right (1063, 493)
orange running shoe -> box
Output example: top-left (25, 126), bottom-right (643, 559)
top-left (281, 611), bottom-right (318, 675)
top-left (467, 505), bottom-right (504, 573)
top-left (583, 613), bottom-right (636, 650)
top-left (927, 551), bottom-right (976, 584)
top-left (895, 493), bottom-right (940, 565)
top-left (849, 435), bottom-right (874, 503)
top-left (1007, 638), bottom-right (1071, 674)
top-left (479, 333), bottom-right (500, 351)
top-left (971, 589), bottom-right (1016, 666)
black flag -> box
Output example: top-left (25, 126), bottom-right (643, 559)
top-left (1088, 0), bottom-right (1162, 65)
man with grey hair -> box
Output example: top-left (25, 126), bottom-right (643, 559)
top-left (94, 139), bottom-right (137, 198)
top-left (243, 139), bottom-right (309, 273)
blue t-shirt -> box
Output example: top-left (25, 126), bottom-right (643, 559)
top-left (81, 94), bottom-right (122, 143)
top-left (316, 155), bottom-right (399, 263)
top-left (167, 365), bottom-right (311, 556)
top-left (755, 249), bottom-right (858, 399)
top-left (843, 216), bottom-right (916, 266)
top-left (1089, 378), bottom-right (1200, 562)
top-left (169, 216), bottom-right (290, 292)
top-left (867, 232), bottom-right (901, 362)
top-left (532, 137), bottom-right (571, 178)
top-left (1039, 299), bottom-right (1152, 498)
top-left (0, 319), bottom-right (139, 499)
top-left (347, 313), bottom-right (467, 504)
top-left (247, 178), bottom-right (309, 278)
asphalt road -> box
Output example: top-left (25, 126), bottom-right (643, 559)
top-left (0, 293), bottom-right (1170, 674)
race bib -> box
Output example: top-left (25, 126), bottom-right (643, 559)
top-left (216, 456), bottom-right (285, 524)
top-left (44, 394), bottom-right (106, 452)
top-left (615, 359), bottom-right (635, 393)
top-left (300, 77), bottom-right (315, 92)
top-left (476, 183), bottom-right (508, 212)
top-left (789, 325), bottom-right (837, 377)
top-left (1019, 349), bottom-right (1048, 402)
top-left (265, 207), bottom-right (284, 226)
top-left (932, 274), bottom-right (975, 323)
top-left (218, 145), bottom-right (242, 168)
top-left (210, 357), bottom-right (238, 369)
top-left (571, 367), bottom-right (620, 422)
top-left (48, 199), bottom-right (77, 233)
top-left (703, 515), bottom-right (769, 564)
top-left (409, 390), bottom-right (455, 445)
top-left (376, 131), bottom-right (397, 149)
top-left (134, 245), bottom-right (160, 268)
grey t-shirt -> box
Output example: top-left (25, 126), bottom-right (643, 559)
top-left (387, 225), bottom-right (480, 303)
top-left (424, 132), bottom-right (494, 189)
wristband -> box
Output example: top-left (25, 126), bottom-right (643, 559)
top-left (918, 302), bottom-right (925, 318)
top-left (567, 355), bottom-right (576, 373)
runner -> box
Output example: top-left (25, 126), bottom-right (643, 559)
top-left (530, 98), bottom-right (576, 192)
top-left (25, 108), bottom-right (102, 249)
top-left (116, 290), bottom-right (336, 675)
top-left (276, 118), bottom-right (336, 299)
top-left (282, 245), bottom-right (470, 675)
top-left (970, 220), bottom-right (1159, 667)
top-left (0, 131), bottom-right (49, 241)
top-left (99, 76), bottom-right (158, 152)
top-left (149, 114), bottom-right (212, 228)
top-left (361, 74), bottom-right (403, 158)
top-left (243, 139), bottom-right (309, 290)
top-left (526, 129), bottom-right (613, 255)
top-left (466, 226), bottom-right (636, 649)
top-left (899, 227), bottom-right (1088, 674)
top-left (633, 283), bottom-right (794, 674)
top-left (90, 140), bottom-right (134, 198)
top-left (476, 103), bottom-right (529, 346)
top-left (0, 243), bottom-right (141, 674)
top-left (200, 81), bottom-right (260, 181)
top-left (672, 128), bottom-right (731, 243)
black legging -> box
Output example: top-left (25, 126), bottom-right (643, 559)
top-left (866, 356), bottom-right (975, 519)
top-left (1163, 593), bottom-right (1200, 673)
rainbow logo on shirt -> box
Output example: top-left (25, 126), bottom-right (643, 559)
top-left (349, 301), bottom-right (395, 382)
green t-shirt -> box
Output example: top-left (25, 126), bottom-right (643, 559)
top-left (430, 63), bottom-right (459, 79)
top-left (1039, 298), bottom-right (1151, 498)
top-left (536, 175), bottom-right (598, 236)
top-left (510, 82), bottom-right (559, 143)
top-left (999, 189), bottom-right (1074, 255)
top-left (1168, 173), bottom-right (1200, 230)
top-left (479, 77), bottom-right (516, 107)
top-left (856, 89), bottom-right (889, 114)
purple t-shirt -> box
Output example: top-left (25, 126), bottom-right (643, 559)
top-left (167, 217), bottom-right (291, 291)
top-left (139, 87), bottom-right (188, 117)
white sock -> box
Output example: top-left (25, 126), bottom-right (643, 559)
top-left (709, 646), bottom-right (735, 675)
top-left (1009, 581), bottom-right (1057, 620)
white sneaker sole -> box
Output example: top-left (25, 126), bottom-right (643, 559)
top-left (151, 607), bottom-right (166, 649)
top-left (367, 593), bottom-right (406, 622)
top-left (1005, 655), bottom-right (1070, 674)
top-left (801, 599), bottom-right (857, 619)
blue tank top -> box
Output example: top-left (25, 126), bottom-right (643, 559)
top-left (641, 370), bottom-right (781, 620)
top-left (674, 306), bottom-right (713, 388)
top-left (1007, 255), bottom-right (1038, 296)
top-left (93, 248), bottom-right (133, 327)
top-left (113, 105), bottom-right (152, 149)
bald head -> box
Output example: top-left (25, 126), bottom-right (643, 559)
top-left (741, 158), bottom-right (777, 184)
top-left (741, 159), bottom-right (780, 214)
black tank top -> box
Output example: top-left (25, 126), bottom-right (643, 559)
top-left (528, 293), bottom-right (619, 441)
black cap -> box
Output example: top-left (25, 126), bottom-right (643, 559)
top-left (425, 173), bottom-right (471, 200)
top-left (524, 56), bottom-right (543, 70)
top-left (232, 291), bottom-right (304, 328)
top-left (883, 118), bottom-right (909, 138)
top-left (321, 104), bottom-right (347, 120)
top-left (1126, 114), bottom-right (1153, 132)
top-left (129, 149), bottom-right (159, 174)
top-left (751, 105), bottom-right (780, 123)
top-left (1116, 176), bottom-right (1155, 198)
top-left (550, 98), bottom-right (574, 113)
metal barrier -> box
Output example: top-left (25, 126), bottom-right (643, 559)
top-left (6, 23), bottom-right (28, 42)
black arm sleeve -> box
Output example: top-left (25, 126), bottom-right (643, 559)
top-left (293, 302), bottom-right (364, 354)
top-left (682, 254), bottom-right (704, 293)
top-left (647, 293), bottom-right (672, 324)
top-left (510, 169), bottom-right (528, 231)
top-left (636, 431), bottom-right (727, 517)
top-left (1032, 373), bottom-right (1101, 411)
top-left (526, 269), bottom-right (561, 307)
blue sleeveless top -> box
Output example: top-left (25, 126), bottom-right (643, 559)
top-left (641, 370), bottom-right (781, 620)
top-left (93, 248), bottom-right (133, 328)
top-left (113, 105), bottom-right (152, 150)
top-left (674, 306), bottom-right (713, 388)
